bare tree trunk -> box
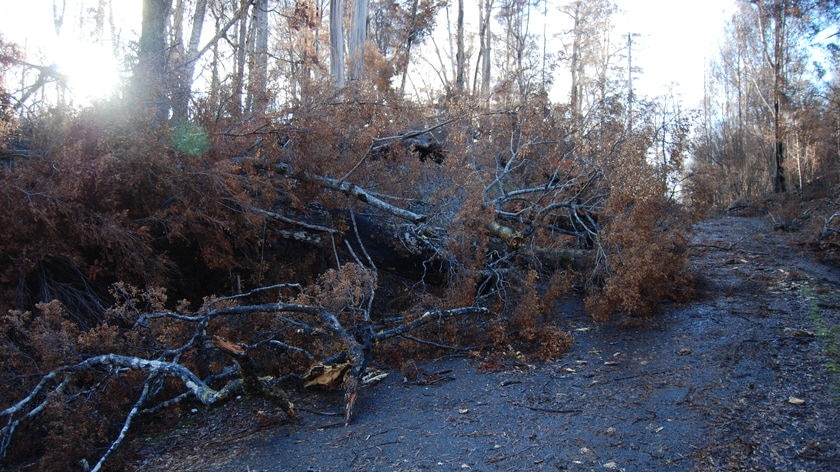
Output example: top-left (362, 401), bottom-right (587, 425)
top-left (248, 0), bottom-right (270, 114)
top-left (172, 0), bottom-right (185, 44)
top-left (569, 2), bottom-right (581, 120)
top-left (473, 0), bottom-right (492, 99)
top-left (172, 0), bottom-right (207, 120)
top-left (52, 0), bottom-right (67, 35)
top-left (454, 0), bottom-right (465, 93)
top-left (771, 0), bottom-right (787, 193)
top-left (626, 32), bottom-right (633, 126)
top-left (330, 0), bottom-right (346, 89)
top-left (231, 0), bottom-right (250, 117)
top-left (349, 0), bottom-right (369, 81)
top-left (398, 0), bottom-right (419, 97)
top-left (133, 0), bottom-right (172, 124)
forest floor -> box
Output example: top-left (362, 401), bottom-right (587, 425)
top-left (129, 215), bottom-right (840, 471)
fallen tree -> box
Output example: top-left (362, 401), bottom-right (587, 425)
top-left (0, 92), bottom-right (692, 470)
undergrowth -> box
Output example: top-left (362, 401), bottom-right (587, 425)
top-left (0, 87), bottom-right (695, 470)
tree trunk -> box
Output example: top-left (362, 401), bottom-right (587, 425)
top-left (248, 0), bottom-right (270, 115)
top-left (473, 0), bottom-right (492, 98)
top-left (133, 0), bottom-right (172, 124)
top-left (172, 0), bottom-right (207, 121)
top-left (398, 0), bottom-right (419, 97)
top-left (569, 2), bottom-right (581, 120)
top-left (330, 0), bottom-right (346, 89)
top-left (349, 0), bottom-right (369, 81)
top-left (772, 0), bottom-right (787, 193)
top-left (454, 0), bottom-right (465, 93)
top-left (231, 1), bottom-right (251, 117)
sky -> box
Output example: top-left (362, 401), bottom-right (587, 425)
top-left (0, 0), bottom-right (736, 108)
top-left (613, 0), bottom-right (735, 106)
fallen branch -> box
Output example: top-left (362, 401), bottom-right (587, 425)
top-left (373, 307), bottom-right (491, 340)
top-left (249, 206), bottom-right (341, 235)
top-left (90, 375), bottom-right (155, 472)
top-left (0, 354), bottom-right (242, 459)
top-left (212, 336), bottom-right (296, 416)
top-left (1, 274), bottom-right (495, 469)
top-left (316, 175), bottom-right (427, 223)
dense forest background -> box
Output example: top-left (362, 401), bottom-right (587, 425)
top-left (0, 0), bottom-right (838, 470)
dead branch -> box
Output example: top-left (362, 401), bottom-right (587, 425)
top-left (315, 175), bottom-right (427, 223)
top-left (249, 206), bottom-right (341, 235)
top-left (90, 375), bottom-right (155, 472)
top-left (486, 221), bottom-right (524, 249)
top-left (0, 354), bottom-right (242, 460)
top-left (212, 336), bottom-right (296, 416)
top-left (1, 270), bottom-right (496, 469)
top-left (372, 307), bottom-right (491, 340)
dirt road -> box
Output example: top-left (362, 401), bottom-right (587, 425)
top-left (132, 216), bottom-right (840, 471)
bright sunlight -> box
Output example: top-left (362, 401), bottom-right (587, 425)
top-left (48, 40), bottom-right (123, 103)
top-left (0, 0), bottom-right (138, 106)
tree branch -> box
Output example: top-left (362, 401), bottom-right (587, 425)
top-left (373, 307), bottom-right (491, 341)
top-left (316, 175), bottom-right (427, 223)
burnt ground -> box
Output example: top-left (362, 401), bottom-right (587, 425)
top-left (130, 216), bottom-right (840, 471)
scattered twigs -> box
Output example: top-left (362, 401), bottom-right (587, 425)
top-left (373, 307), bottom-right (491, 341)
top-left (515, 402), bottom-right (582, 414)
top-left (398, 334), bottom-right (477, 351)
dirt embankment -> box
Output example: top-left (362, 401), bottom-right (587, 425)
top-left (132, 216), bottom-right (840, 471)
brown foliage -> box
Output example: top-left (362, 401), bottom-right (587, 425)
top-left (0, 83), bottom-right (698, 469)
top-left (585, 153), bottom-right (693, 320)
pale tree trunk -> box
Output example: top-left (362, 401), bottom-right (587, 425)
top-left (248, 0), bottom-right (270, 114)
top-left (170, 0), bottom-right (186, 108)
top-left (94, 0), bottom-right (107, 37)
top-left (349, 0), bottom-right (369, 81)
top-left (754, 0), bottom-right (788, 193)
top-left (473, 0), bottom-right (492, 99)
top-left (172, 0), bottom-right (185, 44)
top-left (171, 0), bottom-right (206, 120)
top-left (569, 1), bottom-right (581, 119)
top-left (52, 0), bottom-right (66, 35)
top-left (330, 0), bottom-right (346, 88)
top-left (232, 0), bottom-right (251, 117)
top-left (454, 0), bottom-right (465, 93)
top-left (210, 12), bottom-right (221, 110)
top-left (398, 0), bottom-right (419, 97)
top-left (134, 0), bottom-right (172, 124)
